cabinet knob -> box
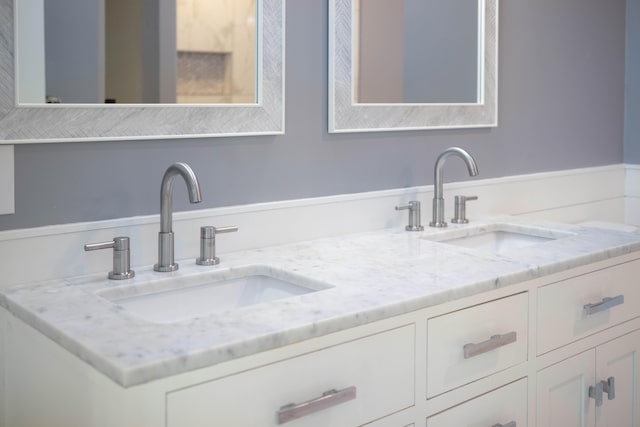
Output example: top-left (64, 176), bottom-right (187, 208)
top-left (589, 381), bottom-right (604, 407)
top-left (603, 376), bottom-right (615, 401)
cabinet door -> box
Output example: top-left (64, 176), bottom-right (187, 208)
top-left (596, 329), bottom-right (640, 426)
top-left (537, 350), bottom-right (596, 427)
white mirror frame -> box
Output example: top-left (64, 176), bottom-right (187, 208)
top-left (329, 0), bottom-right (497, 133)
top-left (0, 0), bottom-right (284, 143)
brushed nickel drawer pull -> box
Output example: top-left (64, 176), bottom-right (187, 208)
top-left (463, 331), bottom-right (517, 359)
top-left (277, 386), bottom-right (357, 424)
top-left (583, 295), bottom-right (624, 316)
top-left (492, 422), bottom-right (516, 427)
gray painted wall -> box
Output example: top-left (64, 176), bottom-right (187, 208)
top-left (403, 0), bottom-right (478, 103)
top-left (626, 0), bottom-right (640, 163)
top-left (0, 0), bottom-right (627, 231)
top-left (45, 0), bottom-right (105, 103)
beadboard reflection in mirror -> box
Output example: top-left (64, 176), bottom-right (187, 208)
top-left (329, 0), bottom-right (497, 133)
top-left (0, 0), bottom-right (284, 143)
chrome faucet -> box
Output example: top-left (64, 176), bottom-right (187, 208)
top-left (430, 147), bottom-right (479, 228)
top-left (154, 163), bottom-right (202, 272)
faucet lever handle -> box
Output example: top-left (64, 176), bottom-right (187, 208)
top-left (451, 195), bottom-right (478, 224)
top-left (395, 201), bottom-right (424, 231)
top-left (215, 226), bottom-right (239, 234)
top-left (84, 237), bottom-right (135, 280)
top-left (196, 226), bottom-right (239, 266)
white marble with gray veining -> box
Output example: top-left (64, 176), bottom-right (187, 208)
top-left (2, 216), bottom-right (640, 387)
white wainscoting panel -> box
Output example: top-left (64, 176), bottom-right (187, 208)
top-left (0, 164), bottom-right (628, 289)
top-left (445, 164), bottom-right (625, 223)
top-left (625, 164), bottom-right (640, 226)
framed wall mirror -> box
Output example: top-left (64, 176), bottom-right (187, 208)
top-left (329, 0), bottom-right (497, 133)
top-left (0, 0), bottom-right (284, 143)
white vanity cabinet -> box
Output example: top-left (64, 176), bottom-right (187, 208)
top-left (0, 315), bottom-right (416, 427)
top-left (167, 325), bottom-right (415, 427)
top-left (2, 254), bottom-right (640, 427)
top-left (536, 329), bottom-right (640, 427)
top-left (535, 259), bottom-right (640, 427)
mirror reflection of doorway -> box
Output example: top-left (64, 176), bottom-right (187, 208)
top-left (37, 0), bottom-right (256, 104)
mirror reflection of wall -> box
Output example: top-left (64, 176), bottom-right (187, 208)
top-left (22, 0), bottom-right (256, 105)
top-left (43, 0), bottom-right (105, 104)
top-left (355, 0), bottom-right (479, 104)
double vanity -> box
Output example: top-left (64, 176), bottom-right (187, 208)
top-left (0, 0), bottom-right (634, 424)
top-left (2, 213), bottom-right (640, 426)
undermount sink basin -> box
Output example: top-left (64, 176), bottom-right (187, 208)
top-left (423, 224), bottom-right (574, 253)
top-left (97, 266), bottom-right (331, 323)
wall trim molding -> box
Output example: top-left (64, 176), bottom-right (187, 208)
top-left (0, 164), bottom-right (629, 288)
top-left (0, 163), bottom-right (626, 242)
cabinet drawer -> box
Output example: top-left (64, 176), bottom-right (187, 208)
top-left (537, 259), bottom-right (640, 355)
top-left (167, 325), bottom-right (415, 427)
top-left (427, 293), bottom-right (528, 397)
top-left (426, 378), bottom-right (527, 427)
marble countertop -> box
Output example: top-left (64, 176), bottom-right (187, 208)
top-left (2, 216), bottom-right (640, 387)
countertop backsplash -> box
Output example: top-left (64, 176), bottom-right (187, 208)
top-left (0, 165), bottom-right (630, 289)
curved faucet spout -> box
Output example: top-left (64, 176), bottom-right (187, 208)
top-left (155, 162), bottom-right (202, 272)
top-left (433, 147), bottom-right (478, 199)
top-left (430, 147), bottom-right (478, 228)
top-left (159, 163), bottom-right (202, 233)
